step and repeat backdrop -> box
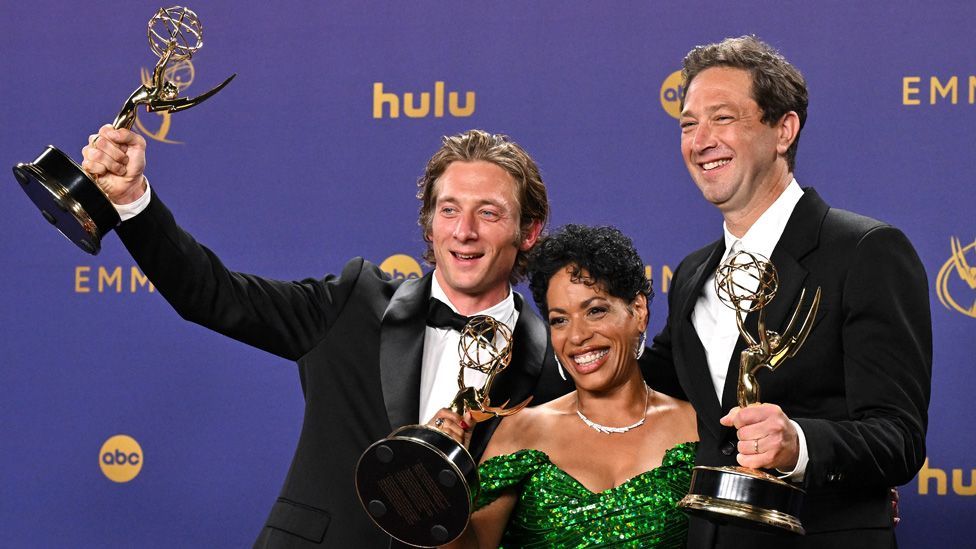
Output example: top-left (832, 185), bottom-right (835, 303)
top-left (1, 1), bottom-right (973, 546)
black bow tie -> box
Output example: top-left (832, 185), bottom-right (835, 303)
top-left (426, 298), bottom-right (471, 332)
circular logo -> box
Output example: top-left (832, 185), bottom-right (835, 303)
top-left (380, 254), bottom-right (423, 281)
top-left (99, 434), bottom-right (144, 483)
top-left (660, 69), bottom-right (685, 119)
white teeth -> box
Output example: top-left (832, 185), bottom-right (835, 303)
top-left (572, 349), bottom-right (608, 365)
top-left (702, 159), bottom-right (731, 171)
top-left (455, 253), bottom-right (480, 260)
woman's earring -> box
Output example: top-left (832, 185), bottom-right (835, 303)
top-left (634, 330), bottom-right (647, 360)
top-left (554, 353), bottom-right (567, 380)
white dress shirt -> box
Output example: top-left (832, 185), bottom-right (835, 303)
top-left (418, 276), bottom-right (518, 423)
top-left (691, 180), bottom-right (809, 479)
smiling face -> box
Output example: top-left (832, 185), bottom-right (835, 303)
top-left (546, 266), bottom-right (647, 391)
top-left (429, 161), bottom-right (541, 313)
top-left (680, 67), bottom-right (798, 227)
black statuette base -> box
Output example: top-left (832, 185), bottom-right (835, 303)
top-left (679, 465), bottom-right (806, 535)
top-left (356, 425), bottom-right (477, 547)
top-left (13, 145), bottom-right (120, 255)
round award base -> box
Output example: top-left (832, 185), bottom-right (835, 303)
top-left (678, 465), bottom-right (806, 535)
top-left (13, 145), bottom-right (121, 255)
top-left (356, 425), bottom-right (478, 547)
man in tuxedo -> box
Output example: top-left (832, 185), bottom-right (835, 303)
top-left (647, 36), bottom-right (932, 547)
top-left (81, 128), bottom-right (574, 547)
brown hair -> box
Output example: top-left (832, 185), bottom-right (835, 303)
top-left (681, 35), bottom-right (808, 171)
top-left (417, 129), bottom-right (549, 282)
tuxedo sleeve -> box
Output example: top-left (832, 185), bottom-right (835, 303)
top-left (116, 192), bottom-right (364, 361)
top-left (642, 260), bottom-right (688, 401)
top-left (796, 225), bottom-right (932, 489)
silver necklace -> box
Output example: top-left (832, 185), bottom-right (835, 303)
top-left (576, 384), bottom-right (650, 434)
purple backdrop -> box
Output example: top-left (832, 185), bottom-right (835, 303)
top-left (2, 1), bottom-right (973, 546)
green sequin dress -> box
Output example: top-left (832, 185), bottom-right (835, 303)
top-left (474, 441), bottom-right (697, 548)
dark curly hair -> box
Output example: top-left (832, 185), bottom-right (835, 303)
top-left (528, 224), bottom-right (653, 315)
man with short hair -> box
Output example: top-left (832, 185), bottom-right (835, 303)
top-left (648, 36), bottom-right (931, 548)
top-left (82, 127), bottom-right (574, 547)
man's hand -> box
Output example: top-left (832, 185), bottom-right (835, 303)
top-left (81, 125), bottom-right (147, 205)
top-left (720, 403), bottom-right (799, 471)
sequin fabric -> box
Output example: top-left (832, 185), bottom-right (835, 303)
top-left (474, 442), bottom-right (697, 548)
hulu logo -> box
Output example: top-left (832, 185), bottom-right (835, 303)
top-left (373, 82), bottom-right (475, 119)
top-left (917, 458), bottom-right (976, 496)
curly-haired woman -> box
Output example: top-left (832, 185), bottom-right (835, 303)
top-left (432, 224), bottom-right (698, 548)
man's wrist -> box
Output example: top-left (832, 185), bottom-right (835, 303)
top-left (114, 177), bottom-right (152, 221)
top-left (776, 419), bottom-right (808, 481)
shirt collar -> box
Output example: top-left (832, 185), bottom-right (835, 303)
top-left (430, 273), bottom-right (516, 326)
top-left (723, 179), bottom-right (803, 257)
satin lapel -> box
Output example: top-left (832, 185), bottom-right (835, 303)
top-left (719, 189), bottom-right (828, 411)
top-left (676, 240), bottom-right (727, 441)
top-left (378, 273), bottom-right (432, 430)
top-left (468, 292), bottom-right (546, 458)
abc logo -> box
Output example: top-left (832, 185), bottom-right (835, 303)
top-left (380, 254), bottom-right (423, 280)
top-left (660, 70), bottom-right (685, 119)
top-left (99, 434), bottom-right (143, 483)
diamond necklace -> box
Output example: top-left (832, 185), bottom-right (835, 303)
top-left (576, 384), bottom-right (651, 434)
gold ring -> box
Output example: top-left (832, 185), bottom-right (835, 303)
top-left (754, 439), bottom-right (760, 454)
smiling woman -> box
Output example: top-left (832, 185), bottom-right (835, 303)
top-left (430, 224), bottom-right (699, 549)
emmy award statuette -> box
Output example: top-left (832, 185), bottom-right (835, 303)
top-left (678, 250), bottom-right (821, 534)
top-left (12, 6), bottom-right (235, 254)
top-left (356, 316), bottom-right (530, 547)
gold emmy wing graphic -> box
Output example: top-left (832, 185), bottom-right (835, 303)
top-left (679, 250), bottom-right (821, 535)
top-left (937, 237), bottom-right (976, 318)
top-left (13, 6), bottom-right (235, 254)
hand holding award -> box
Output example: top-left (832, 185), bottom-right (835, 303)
top-left (679, 250), bottom-right (821, 534)
top-left (357, 315), bottom-right (530, 547)
top-left (13, 6), bottom-right (234, 254)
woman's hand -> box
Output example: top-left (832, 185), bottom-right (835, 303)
top-left (427, 408), bottom-right (474, 447)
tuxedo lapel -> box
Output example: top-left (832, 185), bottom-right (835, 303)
top-left (677, 240), bottom-right (727, 324)
top-left (764, 188), bottom-right (826, 331)
top-left (677, 240), bottom-right (728, 441)
top-left (378, 273), bottom-right (432, 430)
top-left (719, 188), bottom-right (829, 411)
top-left (468, 292), bottom-right (546, 458)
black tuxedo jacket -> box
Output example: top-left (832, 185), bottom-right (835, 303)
top-left (116, 194), bottom-right (573, 547)
top-left (647, 189), bottom-right (932, 548)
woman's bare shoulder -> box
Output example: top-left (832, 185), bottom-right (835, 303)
top-left (650, 391), bottom-right (699, 442)
top-left (480, 392), bottom-right (576, 460)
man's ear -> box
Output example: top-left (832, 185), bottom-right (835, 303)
top-left (776, 111), bottom-right (801, 156)
top-left (519, 220), bottom-right (543, 251)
